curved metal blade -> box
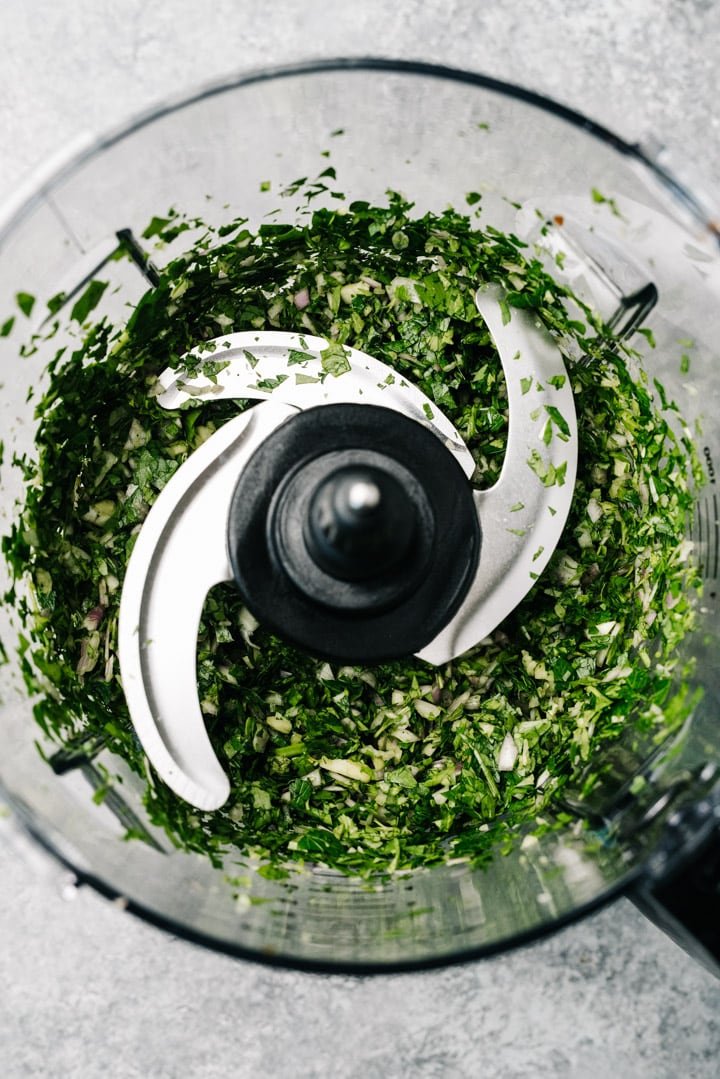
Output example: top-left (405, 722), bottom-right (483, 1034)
top-left (120, 310), bottom-right (576, 809)
top-left (118, 400), bottom-right (298, 811)
top-left (154, 330), bottom-right (475, 480)
top-left (417, 285), bottom-right (578, 664)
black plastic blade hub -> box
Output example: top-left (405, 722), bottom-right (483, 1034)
top-left (227, 403), bottom-right (480, 663)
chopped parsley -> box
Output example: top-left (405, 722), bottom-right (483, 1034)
top-left (1, 189), bottom-right (703, 878)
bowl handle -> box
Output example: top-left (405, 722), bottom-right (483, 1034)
top-left (631, 783), bottom-right (720, 978)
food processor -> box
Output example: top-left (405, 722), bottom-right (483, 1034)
top-left (0, 59), bottom-right (718, 974)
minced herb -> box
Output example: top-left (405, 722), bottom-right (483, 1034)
top-left (1, 188), bottom-right (703, 877)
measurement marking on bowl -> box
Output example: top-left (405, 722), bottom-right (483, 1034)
top-left (693, 492), bottom-right (720, 581)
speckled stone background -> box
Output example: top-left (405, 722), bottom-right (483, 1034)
top-left (1, 2), bottom-right (720, 1077)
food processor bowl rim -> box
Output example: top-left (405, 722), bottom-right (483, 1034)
top-left (0, 54), bottom-right (713, 974)
top-left (0, 55), bottom-right (717, 251)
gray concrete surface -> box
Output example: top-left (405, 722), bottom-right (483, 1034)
top-left (1, 2), bottom-right (720, 1077)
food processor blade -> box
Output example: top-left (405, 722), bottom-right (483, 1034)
top-left (117, 295), bottom-right (577, 809)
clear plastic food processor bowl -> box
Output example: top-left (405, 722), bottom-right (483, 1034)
top-left (1, 60), bottom-right (719, 972)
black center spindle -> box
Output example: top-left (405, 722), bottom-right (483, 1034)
top-left (304, 464), bottom-right (416, 581)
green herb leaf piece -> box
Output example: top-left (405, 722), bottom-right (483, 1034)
top-left (16, 292), bottom-right (35, 318)
top-left (320, 341), bottom-right (351, 377)
top-left (70, 281), bottom-right (109, 324)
